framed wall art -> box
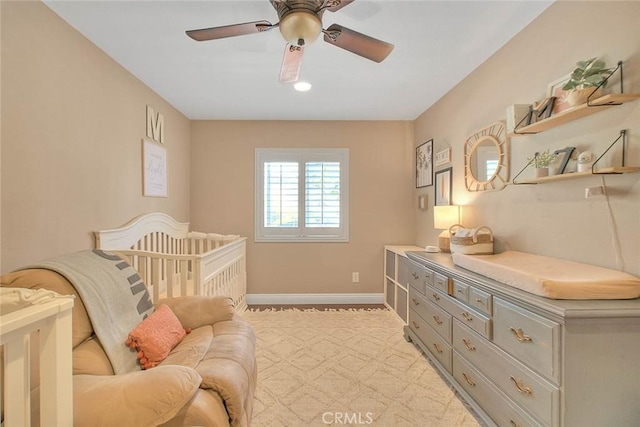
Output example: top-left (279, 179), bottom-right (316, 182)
top-left (416, 139), bottom-right (433, 188)
top-left (142, 138), bottom-right (167, 197)
top-left (547, 74), bottom-right (571, 115)
top-left (435, 167), bottom-right (452, 206)
top-left (435, 147), bottom-right (452, 167)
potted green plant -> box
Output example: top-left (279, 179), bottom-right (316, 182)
top-left (528, 149), bottom-right (558, 177)
top-left (562, 57), bottom-right (613, 106)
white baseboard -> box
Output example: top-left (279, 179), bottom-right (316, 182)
top-left (246, 293), bottom-right (384, 305)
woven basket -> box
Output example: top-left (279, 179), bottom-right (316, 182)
top-left (449, 225), bottom-right (494, 255)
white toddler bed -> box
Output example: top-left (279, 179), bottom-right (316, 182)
top-left (95, 212), bottom-right (247, 312)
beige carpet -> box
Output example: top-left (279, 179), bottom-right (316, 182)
top-left (243, 308), bottom-right (484, 426)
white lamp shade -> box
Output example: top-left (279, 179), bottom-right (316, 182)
top-left (434, 205), bottom-right (460, 230)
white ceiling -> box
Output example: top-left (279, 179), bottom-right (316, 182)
top-left (43, 1), bottom-right (552, 121)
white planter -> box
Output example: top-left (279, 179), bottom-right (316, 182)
top-left (578, 163), bottom-right (593, 173)
top-left (535, 167), bottom-right (549, 178)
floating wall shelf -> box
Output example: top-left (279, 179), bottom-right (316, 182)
top-left (511, 94), bottom-right (640, 136)
top-left (514, 166), bottom-right (640, 185)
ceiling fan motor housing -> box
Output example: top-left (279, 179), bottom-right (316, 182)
top-left (273, 1), bottom-right (324, 46)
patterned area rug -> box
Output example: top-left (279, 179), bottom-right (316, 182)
top-left (243, 308), bottom-right (483, 426)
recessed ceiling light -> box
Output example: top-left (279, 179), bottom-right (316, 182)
top-left (294, 81), bottom-right (312, 92)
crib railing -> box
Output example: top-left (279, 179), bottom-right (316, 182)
top-left (94, 213), bottom-right (248, 313)
top-left (115, 237), bottom-right (247, 312)
top-left (1, 295), bottom-right (74, 427)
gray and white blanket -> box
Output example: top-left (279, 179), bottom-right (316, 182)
top-left (26, 249), bottom-right (154, 374)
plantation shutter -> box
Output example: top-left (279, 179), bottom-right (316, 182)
top-left (305, 161), bottom-right (340, 228)
top-left (256, 148), bottom-right (349, 242)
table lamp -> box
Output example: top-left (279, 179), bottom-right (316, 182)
top-left (434, 205), bottom-right (460, 253)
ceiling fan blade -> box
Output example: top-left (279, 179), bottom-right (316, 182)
top-left (323, 23), bottom-right (393, 63)
top-left (186, 20), bottom-right (274, 42)
top-left (279, 44), bottom-right (304, 83)
top-left (325, 0), bottom-right (355, 12)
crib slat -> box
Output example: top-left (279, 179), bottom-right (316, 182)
top-left (166, 260), bottom-right (175, 298)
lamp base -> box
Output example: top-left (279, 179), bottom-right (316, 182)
top-left (438, 231), bottom-right (451, 253)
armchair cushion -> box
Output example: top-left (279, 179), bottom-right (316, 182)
top-left (157, 295), bottom-right (235, 330)
top-left (73, 365), bottom-right (202, 427)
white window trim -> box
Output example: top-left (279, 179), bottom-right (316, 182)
top-left (255, 148), bottom-right (349, 243)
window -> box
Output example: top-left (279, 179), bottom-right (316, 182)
top-left (255, 148), bottom-right (349, 242)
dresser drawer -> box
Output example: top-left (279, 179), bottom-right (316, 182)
top-left (425, 286), bottom-right (448, 308)
top-left (409, 310), bottom-right (452, 373)
top-left (493, 298), bottom-right (560, 381)
top-left (449, 298), bottom-right (492, 340)
top-left (453, 320), bottom-right (559, 425)
top-left (407, 260), bottom-right (434, 295)
top-left (425, 286), bottom-right (492, 339)
top-left (433, 272), bottom-right (450, 294)
top-left (469, 286), bottom-right (492, 316)
top-left (411, 291), bottom-right (452, 343)
top-left (452, 279), bottom-right (469, 303)
top-left (453, 354), bottom-right (543, 427)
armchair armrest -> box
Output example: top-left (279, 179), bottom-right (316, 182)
top-left (156, 296), bottom-right (235, 330)
top-left (73, 366), bottom-right (201, 427)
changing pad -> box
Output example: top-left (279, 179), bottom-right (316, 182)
top-left (452, 251), bottom-right (640, 300)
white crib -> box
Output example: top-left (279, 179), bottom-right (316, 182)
top-left (1, 292), bottom-right (74, 427)
top-left (95, 213), bottom-right (247, 312)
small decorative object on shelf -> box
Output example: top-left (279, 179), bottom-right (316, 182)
top-left (562, 57), bottom-right (614, 107)
top-left (527, 96), bottom-right (556, 124)
top-left (552, 146), bottom-right (576, 174)
top-left (577, 151), bottom-right (594, 172)
top-left (527, 149), bottom-right (557, 177)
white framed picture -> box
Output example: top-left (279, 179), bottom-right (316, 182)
top-left (435, 147), bottom-right (452, 167)
top-left (142, 138), bottom-right (167, 197)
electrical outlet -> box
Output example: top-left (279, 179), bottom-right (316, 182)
top-left (352, 272), bottom-right (360, 283)
top-left (585, 186), bottom-right (605, 198)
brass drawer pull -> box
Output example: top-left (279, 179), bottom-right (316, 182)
top-left (432, 292), bottom-right (440, 301)
top-left (462, 312), bottom-right (473, 322)
top-left (462, 338), bottom-right (476, 351)
top-left (457, 289), bottom-right (465, 294)
top-left (412, 298), bottom-right (419, 306)
top-left (510, 376), bottom-right (534, 396)
top-left (433, 315), bottom-right (443, 325)
top-left (432, 343), bottom-right (443, 354)
top-left (462, 372), bottom-right (476, 387)
top-left (509, 327), bottom-right (532, 343)
top-left (412, 272), bottom-right (419, 280)
top-left (474, 298), bottom-right (483, 304)
top-left (510, 421), bottom-right (522, 427)
top-left (412, 321), bottom-right (420, 329)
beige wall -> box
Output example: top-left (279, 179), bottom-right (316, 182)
top-left (0, 1), bottom-right (191, 273)
top-left (190, 121), bottom-right (415, 294)
top-left (2, 0), bottom-right (639, 290)
top-left (415, 1), bottom-right (640, 276)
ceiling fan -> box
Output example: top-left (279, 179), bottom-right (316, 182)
top-left (186, 0), bottom-right (394, 84)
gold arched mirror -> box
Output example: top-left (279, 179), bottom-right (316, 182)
top-left (464, 121), bottom-right (509, 192)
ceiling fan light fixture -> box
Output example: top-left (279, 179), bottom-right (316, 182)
top-left (279, 11), bottom-right (322, 46)
top-left (294, 81), bottom-right (312, 92)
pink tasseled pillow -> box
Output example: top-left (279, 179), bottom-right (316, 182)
top-left (125, 304), bottom-right (190, 370)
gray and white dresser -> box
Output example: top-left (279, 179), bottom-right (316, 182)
top-left (402, 251), bottom-right (640, 427)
